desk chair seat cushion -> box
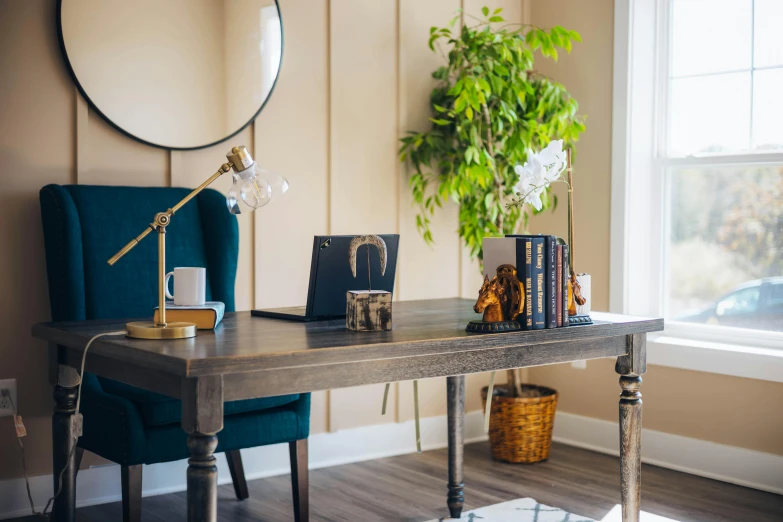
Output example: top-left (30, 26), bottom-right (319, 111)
top-left (100, 379), bottom-right (300, 427)
top-left (39, 184), bottom-right (310, 467)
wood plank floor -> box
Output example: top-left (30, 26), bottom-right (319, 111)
top-left (12, 442), bottom-right (783, 521)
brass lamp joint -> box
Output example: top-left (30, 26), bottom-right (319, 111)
top-left (154, 212), bottom-right (171, 228)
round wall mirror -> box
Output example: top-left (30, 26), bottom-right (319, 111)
top-left (58, 0), bottom-right (283, 150)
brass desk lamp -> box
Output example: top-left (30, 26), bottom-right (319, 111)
top-left (107, 145), bottom-right (287, 339)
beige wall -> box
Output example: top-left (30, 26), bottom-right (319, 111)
top-left (1, 0), bottom-right (780, 484)
top-left (526, 0), bottom-right (783, 456)
top-left (0, 0), bottom-right (508, 480)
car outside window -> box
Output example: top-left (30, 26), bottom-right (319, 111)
top-left (716, 287), bottom-right (760, 316)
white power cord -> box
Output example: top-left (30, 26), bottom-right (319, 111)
top-left (380, 381), bottom-right (423, 453)
top-left (9, 330), bottom-right (126, 520)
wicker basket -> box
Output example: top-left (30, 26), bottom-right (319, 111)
top-left (481, 383), bottom-right (558, 464)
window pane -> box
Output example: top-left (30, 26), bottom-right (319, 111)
top-left (669, 73), bottom-right (751, 156)
top-left (666, 166), bottom-right (783, 332)
top-left (754, 0), bottom-right (783, 68)
top-left (752, 68), bottom-right (783, 151)
top-left (671, 0), bottom-right (752, 77)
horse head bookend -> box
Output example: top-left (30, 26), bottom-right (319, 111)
top-left (474, 275), bottom-right (505, 322)
top-left (468, 264), bottom-right (525, 333)
top-left (346, 235), bottom-right (392, 332)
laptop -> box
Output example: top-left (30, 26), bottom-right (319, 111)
top-left (251, 234), bottom-right (400, 322)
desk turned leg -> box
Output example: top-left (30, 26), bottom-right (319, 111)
top-left (182, 376), bottom-right (224, 522)
top-left (616, 333), bottom-right (646, 522)
top-left (187, 433), bottom-right (219, 522)
top-left (446, 375), bottom-right (465, 519)
top-left (618, 376), bottom-right (642, 522)
top-left (52, 378), bottom-right (79, 522)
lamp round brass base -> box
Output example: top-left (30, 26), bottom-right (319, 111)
top-left (125, 321), bottom-right (197, 339)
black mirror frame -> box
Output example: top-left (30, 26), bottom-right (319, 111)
top-left (56, 0), bottom-right (284, 151)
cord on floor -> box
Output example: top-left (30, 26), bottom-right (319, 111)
top-left (8, 329), bottom-right (126, 520)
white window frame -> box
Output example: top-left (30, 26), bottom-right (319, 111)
top-left (610, 0), bottom-right (783, 382)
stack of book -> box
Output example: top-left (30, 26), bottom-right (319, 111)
top-left (483, 235), bottom-right (570, 329)
top-left (153, 301), bottom-right (225, 330)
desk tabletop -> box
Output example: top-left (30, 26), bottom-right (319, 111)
top-left (33, 298), bottom-right (663, 380)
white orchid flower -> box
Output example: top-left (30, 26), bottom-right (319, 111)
top-left (512, 140), bottom-right (567, 211)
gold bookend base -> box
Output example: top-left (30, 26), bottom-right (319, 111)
top-left (567, 314), bottom-right (593, 326)
top-left (126, 321), bottom-right (198, 339)
top-left (466, 320), bottom-right (522, 333)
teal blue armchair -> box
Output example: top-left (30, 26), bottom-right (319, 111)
top-left (39, 184), bottom-right (310, 522)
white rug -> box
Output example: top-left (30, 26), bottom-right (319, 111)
top-left (600, 505), bottom-right (679, 522)
top-left (430, 498), bottom-right (596, 521)
top-left (429, 498), bottom-right (680, 521)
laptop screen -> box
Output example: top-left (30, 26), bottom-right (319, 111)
top-left (306, 235), bottom-right (400, 318)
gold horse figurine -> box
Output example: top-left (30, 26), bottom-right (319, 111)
top-left (474, 275), bottom-right (506, 322)
top-left (567, 272), bottom-right (587, 316)
top-left (474, 264), bottom-right (525, 323)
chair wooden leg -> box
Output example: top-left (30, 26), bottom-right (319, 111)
top-left (225, 450), bottom-right (249, 500)
top-left (121, 464), bottom-right (142, 522)
top-left (289, 439), bottom-right (309, 522)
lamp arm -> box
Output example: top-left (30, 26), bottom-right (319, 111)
top-left (107, 163), bottom-right (233, 266)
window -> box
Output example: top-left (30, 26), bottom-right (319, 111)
top-left (613, 0), bottom-right (783, 343)
top-left (662, 0), bottom-right (783, 333)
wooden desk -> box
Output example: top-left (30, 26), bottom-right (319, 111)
top-left (32, 298), bottom-right (662, 522)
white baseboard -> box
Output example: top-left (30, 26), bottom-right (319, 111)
top-left (0, 411), bottom-right (487, 520)
top-left (553, 411), bottom-right (783, 496)
top-left (2, 409), bottom-right (781, 520)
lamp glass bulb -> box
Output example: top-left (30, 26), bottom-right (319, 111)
top-left (225, 163), bottom-right (289, 214)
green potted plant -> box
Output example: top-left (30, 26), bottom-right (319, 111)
top-left (400, 7), bottom-right (585, 461)
top-left (399, 6), bottom-right (585, 260)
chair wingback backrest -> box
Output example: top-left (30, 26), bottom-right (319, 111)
top-left (39, 185), bottom-right (239, 322)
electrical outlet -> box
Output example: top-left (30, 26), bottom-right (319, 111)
top-left (571, 360), bottom-right (587, 370)
top-left (0, 378), bottom-right (17, 417)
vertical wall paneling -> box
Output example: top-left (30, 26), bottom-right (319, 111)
top-left (253, 0), bottom-right (330, 310)
top-left (75, 89), bottom-right (89, 182)
top-left (324, 0), bottom-right (333, 432)
top-left (397, 0), bottom-right (461, 303)
top-left (170, 130), bottom-right (255, 312)
top-left (81, 112), bottom-right (167, 186)
top-left (253, 0), bottom-right (331, 434)
top-left (328, 0), bottom-right (400, 431)
top-left (169, 150), bottom-right (182, 188)
top-left (396, 0), bottom-right (462, 423)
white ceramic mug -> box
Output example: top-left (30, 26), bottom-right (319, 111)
top-left (164, 267), bottom-right (206, 306)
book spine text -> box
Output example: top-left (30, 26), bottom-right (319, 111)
top-left (532, 238), bottom-right (545, 329)
top-left (556, 244), bottom-right (563, 327)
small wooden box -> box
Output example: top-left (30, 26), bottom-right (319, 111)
top-left (346, 290), bottom-right (392, 331)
